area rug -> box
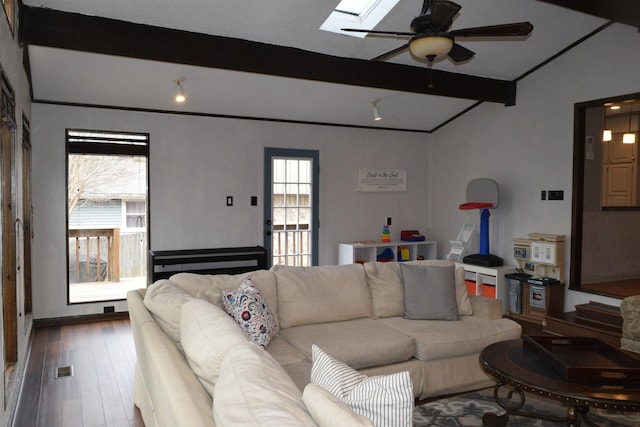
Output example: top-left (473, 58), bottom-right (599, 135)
top-left (413, 387), bottom-right (640, 426)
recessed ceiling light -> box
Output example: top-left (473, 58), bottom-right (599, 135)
top-left (610, 105), bottom-right (621, 110)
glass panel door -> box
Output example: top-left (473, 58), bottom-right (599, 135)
top-left (264, 148), bottom-right (319, 267)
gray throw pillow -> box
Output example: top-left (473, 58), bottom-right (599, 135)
top-left (400, 263), bottom-right (459, 320)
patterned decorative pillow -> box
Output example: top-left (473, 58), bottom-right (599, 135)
top-left (222, 276), bottom-right (280, 347)
top-left (310, 345), bottom-right (414, 427)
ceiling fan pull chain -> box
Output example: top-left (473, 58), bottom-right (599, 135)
top-left (427, 58), bottom-right (434, 89)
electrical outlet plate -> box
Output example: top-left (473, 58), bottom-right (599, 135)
top-left (548, 190), bottom-right (564, 200)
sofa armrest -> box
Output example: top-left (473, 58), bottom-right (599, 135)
top-left (127, 289), bottom-right (215, 427)
top-left (621, 296), bottom-right (640, 345)
top-left (469, 295), bottom-right (503, 320)
top-left (621, 296), bottom-right (640, 320)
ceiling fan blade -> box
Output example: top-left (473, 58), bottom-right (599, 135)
top-left (370, 44), bottom-right (410, 62)
top-left (430, 0), bottom-right (462, 29)
top-left (449, 22), bottom-right (533, 38)
top-left (420, 0), bottom-right (431, 15)
top-left (341, 28), bottom-right (415, 36)
top-left (447, 42), bottom-right (475, 63)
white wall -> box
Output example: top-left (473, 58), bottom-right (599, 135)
top-left (28, 17), bottom-right (640, 324)
top-left (428, 23), bottom-right (640, 310)
top-left (31, 105), bottom-right (430, 318)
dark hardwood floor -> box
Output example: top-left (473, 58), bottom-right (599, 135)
top-left (14, 319), bottom-right (144, 427)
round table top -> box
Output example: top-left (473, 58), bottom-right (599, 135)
top-left (480, 339), bottom-right (640, 412)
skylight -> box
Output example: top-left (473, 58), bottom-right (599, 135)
top-left (320, 0), bottom-right (401, 38)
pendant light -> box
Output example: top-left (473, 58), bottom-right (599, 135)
top-left (623, 102), bottom-right (636, 144)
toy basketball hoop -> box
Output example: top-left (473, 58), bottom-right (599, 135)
top-left (459, 178), bottom-right (503, 267)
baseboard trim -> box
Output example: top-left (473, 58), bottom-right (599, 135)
top-left (34, 311), bottom-right (130, 327)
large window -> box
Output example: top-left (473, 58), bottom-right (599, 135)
top-left (66, 130), bottom-right (149, 303)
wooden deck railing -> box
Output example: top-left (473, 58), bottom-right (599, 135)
top-left (69, 228), bottom-right (120, 282)
top-left (272, 229), bottom-right (311, 266)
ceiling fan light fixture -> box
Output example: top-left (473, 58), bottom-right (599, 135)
top-left (602, 129), bottom-right (612, 142)
top-left (409, 35), bottom-right (453, 60)
top-left (175, 78), bottom-right (186, 103)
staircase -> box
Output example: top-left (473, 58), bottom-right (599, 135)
top-left (545, 301), bottom-right (622, 348)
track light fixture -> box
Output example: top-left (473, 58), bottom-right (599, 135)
top-left (372, 99), bottom-right (382, 121)
top-left (175, 78), bottom-right (186, 103)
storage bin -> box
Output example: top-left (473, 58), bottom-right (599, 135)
top-left (465, 280), bottom-right (476, 295)
top-left (481, 284), bottom-right (497, 298)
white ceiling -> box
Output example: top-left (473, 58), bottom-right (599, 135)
top-left (23, 0), bottom-right (609, 132)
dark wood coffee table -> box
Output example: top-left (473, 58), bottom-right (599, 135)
top-left (480, 339), bottom-right (640, 427)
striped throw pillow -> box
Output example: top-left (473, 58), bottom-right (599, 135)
top-left (310, 345), bottom-right (413, 427)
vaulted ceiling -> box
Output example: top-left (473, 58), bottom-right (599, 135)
top-left (19, 0), bottom-right (637, 132)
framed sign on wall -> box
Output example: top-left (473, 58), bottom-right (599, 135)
top-left (358, 169), bottom-right (407, 192)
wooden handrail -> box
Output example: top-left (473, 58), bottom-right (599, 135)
top-left (69, 228), bottom-right (120, 282)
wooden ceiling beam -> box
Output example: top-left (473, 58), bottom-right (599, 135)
top-left (19, 5), bottom-right (516, 105)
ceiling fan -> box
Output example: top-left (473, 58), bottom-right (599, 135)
top-left (342, 0), bottom-right (533, 64)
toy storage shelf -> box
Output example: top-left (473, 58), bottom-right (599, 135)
top-left (455, 263), bottom-right (516, 314)
top-left (338, 241), bottom-right (437, 265)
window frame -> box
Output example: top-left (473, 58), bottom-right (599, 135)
top-left (66, 129), bottom-right (150, 304)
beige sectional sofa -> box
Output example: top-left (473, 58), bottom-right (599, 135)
top-left (128, 260), bottom-right (521, 427)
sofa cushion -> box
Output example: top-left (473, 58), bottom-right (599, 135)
top-left (280, 360), bottom-right (313, 393)
top-left (450, 264), bottom-right (473, 316)
top-left (142, 279), bottom-right (195, 350)
top-left (212, 341), bottom-right (316, 426)
top-left (364, 261), bottom-right (472, 318)
top-left (180, 298), bottom-right (249, 396)
top-left (170, 270), bottom-right (279, 323)
top-left (279, 318), bottom-right (415, 369)
top-left (266, 335), bottom-right (308, 366)
top-left (274, 264), bottom-right (372, 328)
top-left (400, 263), bottom-right (458, 320)
top-left (222, 276), bottom-right (279, 347)
top-left (380, 316), bottom-right (522, 361)
top-left (302, 384), bottom-right (374, 427)
top-left (310, 345), bottom-right (413, 427)
top-left (363, 262), bottom-right (405, 318)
